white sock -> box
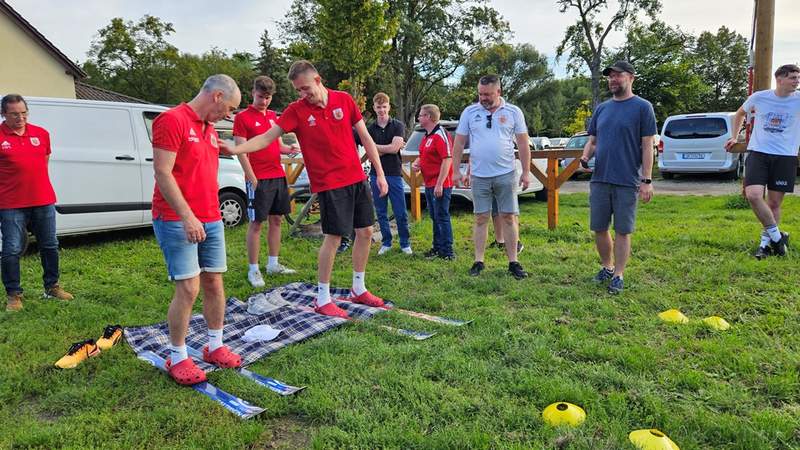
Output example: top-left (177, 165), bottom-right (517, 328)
top-left (760, 231), bottom-right (771, 248)
top-left (248, 263), bottom-right (259, 273)
top-left (207, 328), bottom-right (224, 352)
top-left (267, 256), bottom-right (279, 268)
top-left (170, 344), bottom-right (188, 365)
top-left (766, 224), bottom-right (782, 242)
top-left (317, 282), bottom-right (331, 307)
top-left (352, 271), bottom-right (366, 295)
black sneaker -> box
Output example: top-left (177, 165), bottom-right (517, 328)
top-left (607, 276), bottom-right (624, 294)
top-left (508, 262), bottom-right (528, 280)
top-left (755, 245), bottom-right (771, 260)
top-left (439, 253), bottom-right (456, 261)
top-left (488, 240), bottom-right (501, 249)
top-left (337, 238), bottom-right (351, 254)
top-left (469, 261), bottom-right (485, 276)
top-left (770, 232), bottom-right (789, 257)
top-left (424, 248), bottom-right (439, 259)
top-left (593, 267), bottom-right (614, 283)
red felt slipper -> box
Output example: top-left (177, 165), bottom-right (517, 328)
top-left (349, 290), bottom-right (385, 308)
top-left (202, 345), bottom-right (242, 368)
top-left (165, 357), bottom-right (207, 385)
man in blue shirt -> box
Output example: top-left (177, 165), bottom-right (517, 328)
top-left (581, 61), bottom-right (657, 294)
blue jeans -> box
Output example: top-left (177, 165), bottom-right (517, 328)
top-left (153, 219), bottom-right (227, 281)
top-left (370, 175), bottom-right (410, 248)
top-left (424, 187), bottom-right (453, 256)
top-left (0, 205), bottom-right (60, 295)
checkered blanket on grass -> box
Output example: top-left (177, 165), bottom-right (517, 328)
top-left (123, 282), bottom-right (390, 370)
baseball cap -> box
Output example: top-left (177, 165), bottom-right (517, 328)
top-left (602, 61), bottom-right (636, 76)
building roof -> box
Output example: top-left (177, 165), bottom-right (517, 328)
top-left (1, 0), bottom-right (87, 78)
top-left (74, 81), bottom-right (151, 104)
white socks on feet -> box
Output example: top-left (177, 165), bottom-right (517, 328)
top-left (352, 271), bottom-right (366, 295)
top-left (267, 256), bottom-right (279, 269)
top-left (170, 344), bottom-right (188, 365)
top-left (766, 224), bottom-right (782, 242)
top-left (317, 282), bottom-right (331, 307)
top-left (760, 231), bottom-right (771, 248)
top-left (208, 328), bottom-right (223, 352)
top-left (249, 263), bottom-right (259, 273)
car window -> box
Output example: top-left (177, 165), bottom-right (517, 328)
top-left (664, 118), bottom-right (728, 139)
top-left (565, 135), bottom-right (589, 149)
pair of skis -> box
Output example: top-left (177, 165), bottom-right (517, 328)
top-left (138, 347), bottom-right (305, 419)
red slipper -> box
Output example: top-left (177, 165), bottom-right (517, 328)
top-left (349, 290), bottom-right (385, 308)
top-left (203, 345), bottom-right (242, 368)
top-left (314, 301), bottom-right (351, 319)
top-left (165, 357), bottom-right (207, 385)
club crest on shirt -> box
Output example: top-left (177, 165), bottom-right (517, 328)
top-left (1, 141), bottom-right (10, 150)
top-left (307, 115), bottom-right (317, 127)
top-left (29, 137), bottom-right (40, 146)
top-left (425, 138), bottom-right (433, 147)
top-left (210, 134), bottom-right (219, 148)
top-left (499, 115), bottom-right (508, 125)
top-left (332, 108), bottom-right (344, 120)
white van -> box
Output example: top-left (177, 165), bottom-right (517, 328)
top-left (658, 112), bottom-right (745, 179)
top-left (0, 97), bottom-right (246, 253)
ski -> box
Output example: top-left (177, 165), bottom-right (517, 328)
top-left (296, 305), bottom-right (437, 340)
top-left (186, 346), bottom-right (306, 396)
top-left (334, 297), bottom-right (472, 327)
top-left (137, 351), bottom-right (265, 419)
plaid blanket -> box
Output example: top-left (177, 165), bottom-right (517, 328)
top-left (124, 282), bottom-right (390, 370)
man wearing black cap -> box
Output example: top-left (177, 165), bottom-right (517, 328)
top-left (580, 61), bottom-right (657, 295)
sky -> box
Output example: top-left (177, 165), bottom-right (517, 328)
top-left (8, 0), bottom-right (800, 82)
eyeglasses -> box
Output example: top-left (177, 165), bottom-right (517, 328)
top-left (4, 111), bottom-right (28, 118)
top-left (486, 114), bottom-right (493, 129)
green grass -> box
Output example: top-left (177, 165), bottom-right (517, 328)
top-left (1, 193), bottom-right (799, 449)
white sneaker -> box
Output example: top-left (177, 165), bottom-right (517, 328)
top-left (248, 270), bottom-right (265, 287)
top-left (266, 263), bottom-right (297, 275)
top-left (377, 245), bottom-right (392, 255)
top-left (401, 246), bottom-right (413, 255)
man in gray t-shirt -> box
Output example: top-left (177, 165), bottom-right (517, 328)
top-left (581, 61), bottom-right (658, 295)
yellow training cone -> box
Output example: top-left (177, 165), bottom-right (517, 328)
top-left (629, 429), bottom-right (680, 450)
top-left (658, 309), bottom-right (689, 324)
top-left (542, 402), bottom-right (586, 427)
top-left (702, 316), bottom-right (731, 331)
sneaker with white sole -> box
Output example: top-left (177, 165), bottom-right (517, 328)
top-left (266, 263), bottom-right (297, 275)
top-left (401, 246), bottom-right (413, 255)
top-left (377, 245), bottom-right (392, 255)
top-left (248, 270), bottom-right (266, 287)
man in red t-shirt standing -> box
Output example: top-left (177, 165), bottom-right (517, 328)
top-left (151, 75), bottom-right (243, 385)
top-left (234, 76), bottom-right (300, 287)
top-left (227, 60), bottom-right (388, 319)
top-left (412, 104), bottom-right (454, 259)
top-left (1, 94), bottom-right (73, 312)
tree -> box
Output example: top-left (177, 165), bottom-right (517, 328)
top-left (694, 26), bottom-right (749, 112)
top-left (564, 100), bottom-right (592, 135)
top-left (255, 30), bottom-right (293, 111)
top-left (556, 0), bottom-right (661, 110)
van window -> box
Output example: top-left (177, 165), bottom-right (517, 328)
top-left (143, 111), bottom-right (235, 143)
top-left (664, 118), bottom-right (728, 139)
top-left (142, 111), bottom-right (159, 142)
top-left (31, 105), bottom-right (134, 151)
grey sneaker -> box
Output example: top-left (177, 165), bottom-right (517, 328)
top-left (247, 270), bottom-right (266, 287)
top-left (266, 263), bottom-right (297, 275)
top-left (593, 267), bottom-right (614, 284)
top-left (607, 276), bottom-right (624, 295)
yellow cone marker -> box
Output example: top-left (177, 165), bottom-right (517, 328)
top-left (629, 429), bottom-right (680, 450)
top-left (542, 402), bottom-right (586, 427)
top-left (702, 316), bottom-right (730, 331)
top-left (658, 309), bottom-right (689, 324)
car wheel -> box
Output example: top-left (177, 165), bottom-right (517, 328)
top-left (219, 191), bottom-right (246, 227)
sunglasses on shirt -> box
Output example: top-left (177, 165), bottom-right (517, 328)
top-left (486, 114), bottom-right (492, 129)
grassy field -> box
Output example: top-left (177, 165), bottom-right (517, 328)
top-left (1, 193), bottom-right (799, 449)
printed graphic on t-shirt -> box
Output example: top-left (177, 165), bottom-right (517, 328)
top-left (1, 140), bottom-right (10, 150)
top-left (30, 137), bottom-right (40, 146)
top-left (763, 112), bottom-right (791, 134)
top-left (333, 108), bottom-right (344, 120)
top-left (307, 115), bottom-right (317, 127)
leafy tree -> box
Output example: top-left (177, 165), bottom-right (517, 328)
top-left (694, 26), bottom-right (749, 112)
top-left (556, 0), bottom-right (661, 109)
top-left (564, 100), bottom-right (592, 135)
top-left (255, 30), bottom-right (293, 110)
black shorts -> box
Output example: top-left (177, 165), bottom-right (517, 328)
top-left (744, 151), bottom-right (798, 193)
top-left (318, 180), bottom-right (375, 236)
top-left (253, 177), bottom-right (290, 221)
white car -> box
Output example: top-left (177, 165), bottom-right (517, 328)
top-left (658, 112), bottom-right (745, 179)
top-left (0, 96), bottom-right (247, 254)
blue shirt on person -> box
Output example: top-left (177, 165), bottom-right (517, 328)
top-left (587, 95), bottom-right (657, 187)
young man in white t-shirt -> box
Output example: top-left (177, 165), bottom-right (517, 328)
top-left (726, 64), bottom-right (800, 259)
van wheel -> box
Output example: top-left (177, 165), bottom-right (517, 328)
top-left (219, 191), bottom-right (245, 227)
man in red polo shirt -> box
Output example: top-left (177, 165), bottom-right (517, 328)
top-left (1, 94), bottom-right (73, 312)
top-left (234, 76), bottom-right (300, 287)
top-left (226, 60), bottom-right (388, 319)
top-left (151, 75), bottom-right (242, 385)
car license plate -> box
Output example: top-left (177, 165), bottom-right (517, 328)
top-left (681, 153), bottom-right (706, 160)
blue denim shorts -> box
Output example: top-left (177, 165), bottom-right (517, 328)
top-left (152, 219), bottom-right (227, 281)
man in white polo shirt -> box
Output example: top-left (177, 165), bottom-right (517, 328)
top-left (452, 75), bottom-right (531, 279)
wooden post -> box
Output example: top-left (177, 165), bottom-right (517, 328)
top-left (753, 0), bottom-right (775, 91)
top-left (546, 157), bottom-right (559, 229)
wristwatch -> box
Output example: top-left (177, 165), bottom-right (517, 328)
top-left (640, 178), bottom-right (652, 184)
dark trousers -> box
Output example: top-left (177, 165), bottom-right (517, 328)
top-left (0, 205), bottom-right (60, 294)
top-left (424, 187), bottom-right (453, 256)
